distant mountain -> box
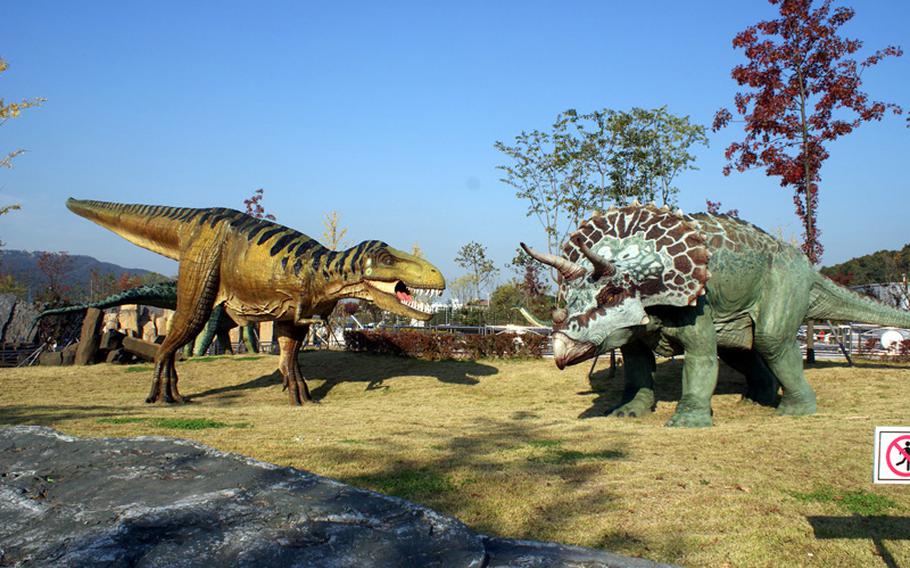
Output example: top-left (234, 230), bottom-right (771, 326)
top-left (0, 249), bottom-right (169, 298)
top-left (820, 244), bottom-right (910, 285)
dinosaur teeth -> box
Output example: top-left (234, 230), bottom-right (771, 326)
top-left (402, 298), bottom-right (432, 314)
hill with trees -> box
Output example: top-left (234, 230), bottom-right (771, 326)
top-left (820, 244), bottom-right (910, 286)
top-left (0, 249), bottom-right (169, 302)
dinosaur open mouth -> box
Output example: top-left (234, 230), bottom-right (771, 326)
top-left (365, 279), bottom-right (443, 316)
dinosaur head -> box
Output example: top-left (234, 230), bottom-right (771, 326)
top-left (342, 242), bottom-right (445, 321)
top-left (522, 203), bottom-right (710, 369)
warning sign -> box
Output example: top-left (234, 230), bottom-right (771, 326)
top-left (873, 427), bottom-right (910, 484)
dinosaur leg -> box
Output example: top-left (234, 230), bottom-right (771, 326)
top-left (718, 348), bottom-right (780, 407)
top-left (276, 321), bottom-right (312, 405)
top-left (665, 302), bottom-right (718, 428)
top-left (608, 340), bottom-right (656, 418)
top-left (756, 340), bottom-right (817, 416)
top-left (242, 323), bottom-right (259, 353)
top-left (147, 248), bottom-right (220, 404)
top-left (148, 306), bottom-right (213, 403)
top-left (216, 329), bottom-right (234, 354)
top-left (192, 304), bottom-right (224, 356)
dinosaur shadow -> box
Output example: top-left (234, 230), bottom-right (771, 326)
top-left (578, 358), bottom-right (760, 419)
top-left (189, 350), bottom-right (498, 402)
top-left (0, 405), bottom-right (135, 426)
top-left (809, 359), bottom-right (908, 371)
top-left (304, 351), bottom-right (497, 401)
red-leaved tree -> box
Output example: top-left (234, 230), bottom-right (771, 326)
top-left (705, 200), bottom-right (740, 218)
top-left (243, 188), bottom-right (276, 221)
top-left (713, 0), bottom-right (904, 264)
top-left (37, 251), bottom-right (73, 304)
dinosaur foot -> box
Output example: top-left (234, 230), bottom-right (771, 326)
top-left (607, 389), bottom-right (655, 418)
top-left (776, 391), bottom-right (817, 416)
top-left (741, 390), bottom-right (778, 407)
top-left (666, 399), bottom-right (713, 428)
top-left (284, 371), bottom-right (314, 406)
top-left (145, 391), bottom-right (189, 404)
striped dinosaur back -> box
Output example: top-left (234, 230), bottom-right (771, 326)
top-left (67, 198), bottom-right (318, 262)
top-left (67, 198), bottom-right (391, 279)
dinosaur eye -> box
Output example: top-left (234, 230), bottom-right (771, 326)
top-left (597, 287), bottom-right (625, 307)
top-left (375, 251), bottom-right (394, 266)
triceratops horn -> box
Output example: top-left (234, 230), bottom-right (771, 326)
top-left (520, 243), bottom-right (585, 280)
top-left (569, 235), bottom-right (616, 279)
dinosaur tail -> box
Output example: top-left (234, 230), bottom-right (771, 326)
top-left (28, 282), bottom-right (179, 338)
top-left (518, 307), bottom-right (551, 328)
top-left (66, 199), bottom-right (203, 260)
top-left (807, 273), bottom-right (910, 328)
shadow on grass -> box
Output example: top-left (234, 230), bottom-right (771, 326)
top-left (188, 372), bottom-right (284, 400)
top-left (305, 351), bottom-right (498, 400)
top-left (578, 358), bottom-right (753, 419)
top-left (0, 405), bottom-right (137, 426)
top-left (808, 516), bottom-right (910, 568)
top-left (190, 351), bottom-right (499, 402)
top-left (810, 359), bottom-right (910, 370)
top-left (333, 416), bottom-right (680, 559)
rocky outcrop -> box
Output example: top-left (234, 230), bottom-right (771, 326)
top-left (0, 427), bottom-right (671, 568)
top-left (0, 293), bottom-right (38, 344)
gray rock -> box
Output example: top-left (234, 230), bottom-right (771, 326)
top-left (0, 294), bottom-right (16, 342)
top-left (0, 427), bottom-right (673, 568)
top-left (62, 343), bottom-right (78, 366)
top-left (37, 351), bottom-right (63, 366)
top-left (6, 301), bottom-right (39, 345)
top-left (100, 329), bottom-right (125, 351)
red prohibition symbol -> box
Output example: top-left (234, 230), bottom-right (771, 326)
top-left (886, 434), bottom-right (910, 477)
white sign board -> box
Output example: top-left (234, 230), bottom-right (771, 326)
top-left (873, 426), bottom-right (910, 484)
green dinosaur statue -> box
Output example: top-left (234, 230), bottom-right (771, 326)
top-left (67, 198), bottom-right (445, 405)
top-left (522, 202), bottom-right (910, 427)
top-left (30, 281), bottom-right (254, 356)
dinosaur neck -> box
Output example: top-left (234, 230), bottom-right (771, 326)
top-left (280, 243), bottom-right (369, 294)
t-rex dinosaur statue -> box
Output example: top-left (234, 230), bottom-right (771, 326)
top-left (30, 281), bottom-right (252, 356)
top-left (67, 198), bottom-right (445, 405)
top-left (521, 202), bottom-right (910, 427)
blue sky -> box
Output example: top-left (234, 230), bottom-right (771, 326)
top-left (1, 1), bottom-right (908, 286)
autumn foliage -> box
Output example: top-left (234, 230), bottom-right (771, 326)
top-left (243, 188), bottom-right (276, 221)
top-left (714, 0), bottom-right (904, 263)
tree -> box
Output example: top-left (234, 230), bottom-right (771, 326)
top-left (1, 58), bottom-right (43, 250)
top-left (713, 0), bottom-right (905, 363)
top-left (448, 274), bottom-right (477, 307)
top-left (454, 242), bottom-right (499, 301)
top-left (37, 251), bottom-right (73, 304)
top-left (322, 210), bottom-right (349, 250)
top-left (488, 283), bottom-right (525, 325)
top-left (495, 117), bottom-right (583, 263)
top-left (496, 106), bottom-right (707, 282)
top-left (575, 107), bottom-right (708, 208)
top-left (411, 242), bottom-right (424, 258)
top-left (0, 203), bottom-right (19, 248)
top-left (243, 188), bottom-right (276, 221)
top-left (1, 57), bottom-right (44, 171)
top-left (713, 0), bottom-right (904, 264)
top-left (705, 199), bottom-right (740, 218)
top-left (509, 248), bottom-right (553, 321)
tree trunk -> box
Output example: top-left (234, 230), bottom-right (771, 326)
top-left (797, 67), bottom-right (817, 366)
top-left (805, 320), bottom-right (816, 364)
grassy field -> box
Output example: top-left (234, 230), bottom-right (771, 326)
top-left (2, 351), bottom-right (909, 567)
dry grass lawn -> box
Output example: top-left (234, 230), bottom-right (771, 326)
top-left (2, 351), bottom-right (909, 567)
